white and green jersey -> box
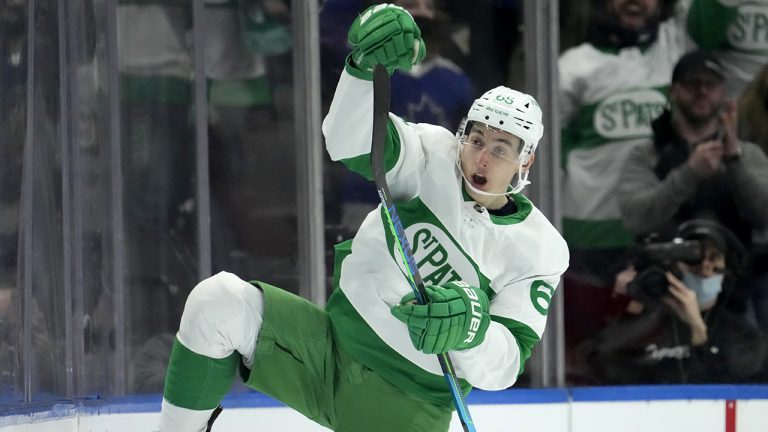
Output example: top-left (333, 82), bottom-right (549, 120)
top-left (322, 68), bottom-right (569, 407)
top-left (559, 11), bottom-right (692, 250)
top-left (688, 0), bottom-right (768, 99)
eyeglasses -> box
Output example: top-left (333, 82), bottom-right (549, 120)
top-left (463, 137), bottom-right (519, 164)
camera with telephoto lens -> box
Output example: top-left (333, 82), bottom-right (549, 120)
top-left (626, 238), bottom-right (703, 303)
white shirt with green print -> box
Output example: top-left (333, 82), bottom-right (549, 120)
top-left (688, 0), bottom-right (768, 99)
top-left (558, 6), bottom-right (693, 250)
top-left (322, 67), bottom-right (569, 408)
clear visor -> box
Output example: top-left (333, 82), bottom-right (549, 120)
top-left (455, 120), bottom-right (531, 196)
top-left (460, 121), bottom-right (523, 157)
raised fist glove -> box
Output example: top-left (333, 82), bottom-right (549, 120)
top-left (391, 281), bottom-right (490, 354)
top-left (348, 3), bottom-right (426, 75)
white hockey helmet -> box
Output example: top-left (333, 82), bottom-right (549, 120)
top-left (458, 86), bottom-right (544, 194)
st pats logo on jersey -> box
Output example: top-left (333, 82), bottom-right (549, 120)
top-left (728, 3), bottom-right (768, 52)
top-left (530, 280), bottom-right (555, 315)
top-left (593, 89), bottom-right (666, 139)
top-left (394, 223), bottom-right (480, 288)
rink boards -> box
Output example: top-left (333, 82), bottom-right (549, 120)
top-left (1, 385), bottom-right (767, 432)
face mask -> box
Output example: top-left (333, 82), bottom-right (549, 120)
top-left (682, 271), bottom-right (723, 306)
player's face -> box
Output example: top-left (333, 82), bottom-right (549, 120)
top-left (460, 124), bottom-right (528, 206)
top-left (608, 0), bottom-right (660, 31)
top-left (671, 71), bottom-right (725, 126)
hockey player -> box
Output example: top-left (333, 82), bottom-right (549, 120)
top-left (157, 4), bottom-right (568, 432)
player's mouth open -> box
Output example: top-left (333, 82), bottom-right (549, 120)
top-left (472, 173), bottom-right (487, 187)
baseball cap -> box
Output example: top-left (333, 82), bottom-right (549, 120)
top-left (671, 50), bottom-right (725, 83)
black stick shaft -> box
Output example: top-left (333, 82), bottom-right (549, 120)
top-left (370, 64), bottom-right (476, 432)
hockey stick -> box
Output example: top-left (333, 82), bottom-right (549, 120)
top-left (205, 405), bottom-right (223, 432)
top-left (370, 64), bottom-right (477, 432)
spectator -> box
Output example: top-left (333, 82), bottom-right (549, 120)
top-left (579, 220), bottom-right (768, 384)
top-left (558, 0), bottom-right (691, 353)
top-left (618, 50), bottom-right (768, 314)
top-left (687, 0), bottom-right (768, 99)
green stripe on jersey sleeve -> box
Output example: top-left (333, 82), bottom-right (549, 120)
top-left (340, 119), bottom-right (401, 181)
top-left (490, 316), bottom-right (540, 376)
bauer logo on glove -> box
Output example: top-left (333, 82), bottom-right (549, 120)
top-left (348, 3), bottom-right (426, 74)
top-left (391, 281), bottom-right (491, 355)
top-left (462, 283), bottom-right (484, 344)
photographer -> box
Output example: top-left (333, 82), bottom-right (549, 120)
top-left (580, 220), bottom-right (768, 384)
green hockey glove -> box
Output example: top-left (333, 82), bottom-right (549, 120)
top-left (347, 3), bottom-right (426, 75)
top-left (391, 281), bottom-right (490, 354)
